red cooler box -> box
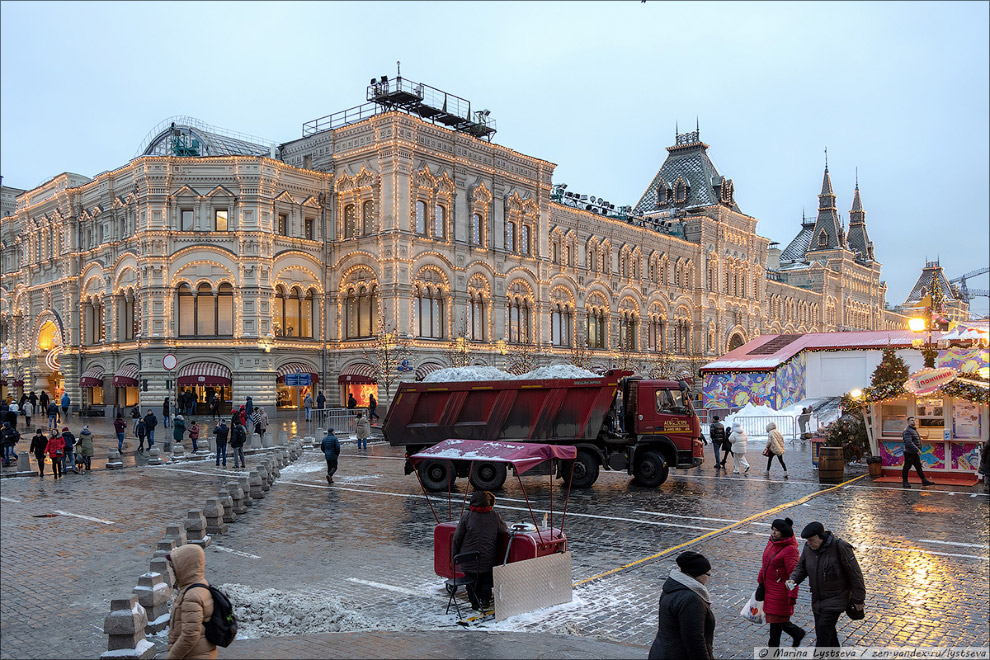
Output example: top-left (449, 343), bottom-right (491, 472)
top-left (434, 521), bottom-right (567, 579)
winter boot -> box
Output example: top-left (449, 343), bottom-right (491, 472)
top-left (783, 471), bottom-right (789, 479)
top-left (902, 482), bottom-right (911, 488)
top-left (765, 471), bottom-right (770, 478)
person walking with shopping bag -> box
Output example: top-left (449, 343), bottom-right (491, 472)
top-left (764, 422), bottom-right (789, 479)
top-left (758, 518), bottom-right (805, 647)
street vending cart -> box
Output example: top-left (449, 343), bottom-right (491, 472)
top-left (862, 368), bottom-right (989, 485)
top-left (410, 439), bottom-right (577, 621)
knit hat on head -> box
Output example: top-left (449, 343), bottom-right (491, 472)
top-left (801, 521), bottom-right (825, 539)
top-left (62, 427), bottom-right (69, 432)
top-left (469, 490), bottom-right (495, 508)
top-left (772, 517), bottom-right (794, 538)
top-left (675, 551), bottom-right (711, 578)
top-left (712, 415), bottom-right (720, 422)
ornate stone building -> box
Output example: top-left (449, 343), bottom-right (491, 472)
top-left (0, 77), bottom-right (905, 414)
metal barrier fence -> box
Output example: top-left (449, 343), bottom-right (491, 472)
top-left (310, 408), bottom-right (364, 435)
top-left (701, 413), bottom-right (830, 441)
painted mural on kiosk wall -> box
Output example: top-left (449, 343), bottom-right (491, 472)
top-left (774, 353), bottom-right (806, 409)
top-left (703, 371), bottom-right (775, 409)
top-left (937, 347), bottom-right (989, 374)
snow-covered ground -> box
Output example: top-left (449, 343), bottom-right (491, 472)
top-left (423, 364), bottom-right (599, 383)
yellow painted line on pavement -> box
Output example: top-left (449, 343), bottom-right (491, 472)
top-left (573, 474), bottom-right (867, 587)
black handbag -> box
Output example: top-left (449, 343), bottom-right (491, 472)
top-left (755, 583), bottom-right (766, 601)
top-left (846, 602), bottom-right (865, 620)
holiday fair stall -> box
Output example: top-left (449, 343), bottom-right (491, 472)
top-left (861, 369), bottom-right (989, 484)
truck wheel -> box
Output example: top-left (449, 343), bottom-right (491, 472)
top-left (469, 461), bottom-right (507, 490)
top-left (634, 450), bottom-right (669, 487)
top-left (561, 450), bottom-right (600, 489)
top-left (418, 459), bottom-right (455, 491)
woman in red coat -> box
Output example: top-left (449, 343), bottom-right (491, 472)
top-left (758, 518), bottom-right (806, 647)
top-left (46, 433), bottom-right (65, 480)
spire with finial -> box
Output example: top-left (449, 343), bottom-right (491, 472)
top-left (809, 150), bottom-right (843, 251)
top-left (847, 169), bottom-right (873, 260)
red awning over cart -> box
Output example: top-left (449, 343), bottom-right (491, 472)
top-left (337, 364), bottom-right (376, 384)
top-left (112, 364), bottom-right (140, 387)
top-left (277, 362), bottom-right (320, 384)
top-left (177, 361), bottom-right (232, 386)
top-left (79, 366), bottom-right (105, 388)
top-left (410, 439), bottom-right (577, 475)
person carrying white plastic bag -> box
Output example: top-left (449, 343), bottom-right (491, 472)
top-left (740, 590), bottom-right (764, 624)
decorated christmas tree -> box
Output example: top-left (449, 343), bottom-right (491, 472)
top-left (870, 344), bottom-right (909, 386)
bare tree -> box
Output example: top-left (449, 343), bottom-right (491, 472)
top-left (642, 350), bottom-right (675, 379)
top-left (506, 340), bottom-right (545, 376)
top-left (363, 312), bottom-right (412, 402)
top-left (569, 326), bottom-right (594, 371)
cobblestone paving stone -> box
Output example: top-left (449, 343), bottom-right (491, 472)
top-left (2, 418), bottom-right (988, 659)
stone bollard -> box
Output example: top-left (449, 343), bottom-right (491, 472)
top-left (208, 434), bottom-right (217, 454)
top-left (248, 470), bottom-right (265, 500)
top-left (203, 498), bottom-right (228, 535)
top-left (171, 443), bottom-right (185, 461)
top-left (314, 428), bottom-right (324, 444)
top-left (133, 572), bottom-right (171, 634)
top-left (269, 455), bottom-right (281, 479)
top-left (249, 433), bottom-right (262, 450)
top-left (304, 435), bottom-right (316, 448)
top-left (101, 595), bottom-right (156, 659)
top-left (261, 431), bottom-right (273, 448)
top-left (274, 448), bottom-right (286, 468)
top-left (147, 447), bottom-right (163, 465)
top-left (279, 429), bottom-right (290, 446)
top-left (106, 450), bottom-right (124, 470)
top-left (184, 509), bottom-right (211, 548)
top-left (218, 487), bottom-right (236, 524)
top-left (258, 463), bottom-right (272, 490)
top-left (164, 523), bottom-right (187, 547)
top-left (228, 480), bottom-right (248, 515)
top-left (150, 556), bottom-right (173, 588)
top-left (153, 538), bottom-right (176, 559)
top-left (264, 458), bottom-right (277, 484)
top-left (238, 476), bottom-right (255, 507)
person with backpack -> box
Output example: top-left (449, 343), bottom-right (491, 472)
top-left (321, 427), bottom-right (341, 484)
top-left (1, 421), bottom-right (20, 467)
top-left (60, 427), bottom-right (77, 474)
top-left (709, 415), bottom-right (726, 471)
top-left (230, 423), bottom-right (247, 469)
top-left (214, 420), bottom-right (229, 467)
top-left (30, 428), bottom-right (48, 477)
top-left (162, 397), bottom-right (171, 429)
top-left (78, 426), bottom-right (95, 471)
top-left (136, 419), bottom-right (148, 452)
top-left (166, 544), bottom-right (219, 658)
top-left (47, 402), bottom-right (60, 431)
top-left (144, 410), bottom-right (158, 448)
top-left (46, 431), bottom-right (65, 480)
top-left (113, 413), bottom-right (128, 453)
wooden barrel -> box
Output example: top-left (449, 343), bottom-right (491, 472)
top-left (818, 447), bottom-right (845, 483)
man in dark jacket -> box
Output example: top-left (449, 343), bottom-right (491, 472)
top-left (452, 490), bottom-right (507, 611)
top-left (649, 551), bottom-right (715, 660)
top-left (320, 428), bottom-right (341, 484)
top-left (144, 410), bottom-right (158, 448)
top-left (901, 417), bottom-right (934, 488)
top-left (709, 415), bottom-right (725, 470)
top-left (230, 423), bottom-right (247, 469)
top-left (788, 521), bottom-right (866, 648)
top-left (214, 420), bottom-right (229, 467)
top-left (39, 390), bottom-right (50, 415)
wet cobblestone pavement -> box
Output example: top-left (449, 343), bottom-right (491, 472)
top-left (1, 416), bottom-right (988, 658)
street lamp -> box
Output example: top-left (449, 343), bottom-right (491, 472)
top-left (909, 316), bottom-right (936, 368)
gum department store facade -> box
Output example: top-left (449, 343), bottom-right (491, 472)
top-left (0, 77), bottom-right (907, 416)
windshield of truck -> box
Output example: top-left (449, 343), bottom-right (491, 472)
top-left (656, 388), bottom-right (687, 414)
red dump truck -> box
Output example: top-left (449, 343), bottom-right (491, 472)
top-left (383, 370), bottom-right (703, 490)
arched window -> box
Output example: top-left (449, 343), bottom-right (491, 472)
top-left (506, 221), bottom-right (516, 252)
top-left (197, 283), bottom-right (215, 335)
top-left (274, 286), bottom-right (286, 336)
top-left (344, 285), bottom-right (377, 338)
top-left (648, 316), bottom-right (664, 351)
top-left (415, 201), bottom-right (427, 235)
top-left (552, 304), bottom-right (572, 347)
top-left (301, 289), bottom-right (315, 338)
top-left (417, 286), bottom-right (445, 339)
top-left (520, 225), bottom-right (530, 256)
top-left (362, 200), bottom-right (374, 235)
top-left (619, 313), bottom-right (637, 351)
top-left (586, 309), bottom-right (606, 349)
top-left (508, 297), bottom-right (530, 344)
top-left (471, 213), bottom-right (482, 246)
top-left (178, 285), bottom-right (195, 336)
top-left (434, 204), bottom-right (446, 239)
top-left (550, 241), bottom-right (558, 264)
top-left (217, 284), bottom-right (233, 335)
top-left (564, 245), bottom-right (571, 266)
top-left (469, 292), bottom-right (486, 341)
top-left (285, 287), bottom-right (301, 337)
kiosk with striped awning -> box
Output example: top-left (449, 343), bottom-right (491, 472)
top-left (337, 364), bottom-right (376, 384)
top-left (276, 362), bottom-right (320, 384)
top-left (79, 366), bottom-right (105, 387)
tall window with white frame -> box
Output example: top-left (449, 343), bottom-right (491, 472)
top-left (415, 201), bottom-right (428, 236)
top-left (434, 204), bottom-right (446, 240)
top-left (344, 204), bottom-right (356, 238)
top-left (508, 297), bottom-right (530, 344)
top-left (345, 285), bottom-right (377, 339)
top-left (551, 304), bottom-right (572, 347)
top-left (181, 209), bottom-right (194, 231)
top-left (362, 200), bottom-right (374, 235)
top-left (469, 292), bottom-right (486, 341)
top-left (214, 209), bottom-right (228, 231)
top-left (417, 285), bottom-right (445, 339)
top-left (471, 213), bottom-right (482, 246)
top-left (520, 225), bottom-right (531, 256)
top-left (278, 213), bottom-right (288, 236)
top-left (305, 217), bottom-right (314, 240)
top-left (506, 221), bottom-right (516, 253)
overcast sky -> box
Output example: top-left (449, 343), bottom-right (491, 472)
top-left (2, 1), bottom-right (988, 316)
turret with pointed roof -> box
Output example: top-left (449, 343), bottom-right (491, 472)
top-left (846, 178), bottom-right (874, 261)
top-left (808, 163), bottom-right (845, 252)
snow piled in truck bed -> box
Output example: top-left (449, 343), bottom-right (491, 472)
top-left (423, 364), bottom-right (599, 383)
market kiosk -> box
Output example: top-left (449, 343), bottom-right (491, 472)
top-left (862, 368), bottom-right (988, 484)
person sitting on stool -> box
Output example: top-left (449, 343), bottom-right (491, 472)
top-left (452, 490), bottom-right (507, 611)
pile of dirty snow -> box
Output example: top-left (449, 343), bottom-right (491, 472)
top-left (220, 584), bottom-right (381, 638)
top-left (423, 364), bottom-right (599, 383)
